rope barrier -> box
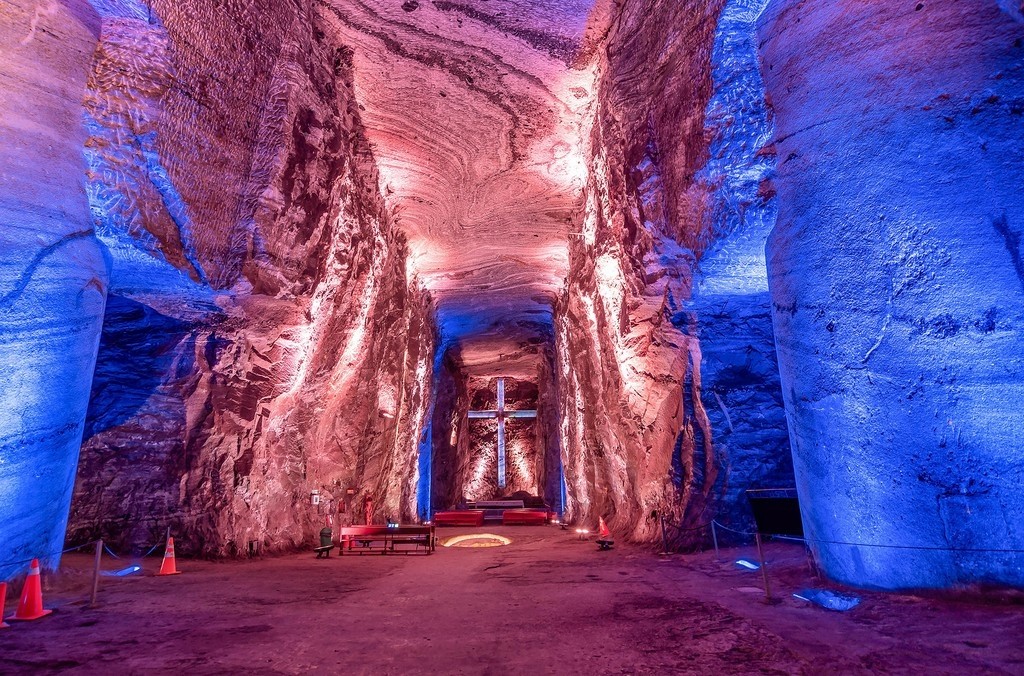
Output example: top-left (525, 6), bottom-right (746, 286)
top-left (3, 531), bottom-right (169, 571)
top-left (658, 518), bottom-right (1024, 555)
top-left (711, 520), bottom-right (758, 537)
top-left (103, 541), bottom-right (163, 560)
top-left (660, 518), bottom-right (711, 534)
top-left (771, 534), bottom-right (1024, 555)
top-left (0, 541), bottom-right (95, 570)
top-left (139, 542), bottom-right (163, 558)
top-left (655, 504), bottom-right (713, 535)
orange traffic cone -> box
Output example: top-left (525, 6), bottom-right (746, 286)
top-left (596, 517), bottom-right (614, 550)
top-left (0, 582), bottom-right (9, 628)
top-left (157, 536), bottom-right (182, 576)
top-left (8, 559), bottom-right (53, 621)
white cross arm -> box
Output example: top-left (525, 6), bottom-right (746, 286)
top-left (504, 410), bottom-right (537, 418)
top-left (468, 410), bottom-right (499, 418)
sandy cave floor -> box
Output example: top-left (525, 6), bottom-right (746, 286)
top-left (1, 526), bottom-right (1023, 674)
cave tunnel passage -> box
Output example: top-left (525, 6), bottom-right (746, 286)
top-left (2, 0), bottom-right (1022, 601)
top-left (422, 309), bottom-right (565, 519)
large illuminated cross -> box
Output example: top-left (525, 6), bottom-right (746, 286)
top-left (467, 378), bottom-right (537, 489)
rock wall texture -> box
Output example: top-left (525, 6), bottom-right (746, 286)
top-left (49, 0), bottom-right (437, 557)
top-left (321, 0), bottom-right (600, 368)
top-left (425, 352), bottom-right (468, 514)
top-left (760, 1), bottom-right (1024, 588)
top-left (0, 1), bottom-right (109, 581)
top-left (555, 0), bottom-right (789, 543)
top-left (686, 0), bottom-right (792, 536)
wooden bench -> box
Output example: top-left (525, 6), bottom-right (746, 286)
top-left (501, 509), bottom-right (551, 526)
top-left (314, 544), bottom-right (334, 559)
top-left (338, 525), bottom-right (435, 555)
top-left (434, 510), bottom-right (486, 527)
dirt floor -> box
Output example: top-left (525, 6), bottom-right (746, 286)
top-left (1, 526), bottom-right (1022, 674)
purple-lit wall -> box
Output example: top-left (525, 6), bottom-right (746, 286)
top-left (0, 2), bottom-right (108, 580)
top-left (760, 1), bottom-right (1024, 588)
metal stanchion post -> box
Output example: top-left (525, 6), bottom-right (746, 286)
top-left (711, 520), bottom-right (720, 560)
top-left (89, 539), bottom-right (103, 607)
top-left (755, 532), bottom-right (772, 604)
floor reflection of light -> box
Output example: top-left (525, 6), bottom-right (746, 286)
top-left (443, 533), bottom-right (512, 548)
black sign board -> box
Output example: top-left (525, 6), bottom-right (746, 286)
top-left (746, 488), bottom-right (804, 537)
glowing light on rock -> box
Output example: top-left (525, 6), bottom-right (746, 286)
top-left (378, 384), bottom-right (398, 418)
top-left (582, 179), bottom-right (600, 248)
top-left (449, 411), bottom-right (459, 446)
top-left (508, 438), bottom-right (534, 492)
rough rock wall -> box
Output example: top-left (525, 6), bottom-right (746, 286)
top-left (426, 352), bottom-right (468, 513)
top-left (319, 0), bottom-right (596, 359)
top-left (0, 1), bottom-right (108, 579)
top-left (65, 0), bottom-right (436, 555)
top-left (687, 0), bottom-right (791, 533)
top-left (536, 350), bottom-right (565, 512)
top-left (759, 1), bottom-right (1024, 588)
top-left (556, 0), bottom-right (788, 542)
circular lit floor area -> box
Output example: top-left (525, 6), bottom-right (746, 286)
top-left (2, 526), bottom-right (1022, 674)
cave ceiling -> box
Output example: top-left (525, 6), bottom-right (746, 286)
top-left (324, 0), bottom-right (609, 376)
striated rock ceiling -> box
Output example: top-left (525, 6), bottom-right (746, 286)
top-left (323, 0), bottom-right (611, 375)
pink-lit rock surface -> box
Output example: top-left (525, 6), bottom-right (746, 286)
top-left (65, 0), bottom-right (437, 556)
top-left (555, 0), bottom-right (788, 542)
top-left (3, 0), bottom-right (1022, 605)
top-left (322, 0), bottom-right (611, 515)
top-left (1, 0), bottom-right (796, 569)
top-left (321, 0), bottom-right (606, 370)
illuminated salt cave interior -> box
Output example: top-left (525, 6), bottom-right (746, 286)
top-left (0, 0), bottom-right (1022, 593)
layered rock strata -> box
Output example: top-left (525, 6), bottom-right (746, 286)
top-left (320, 0), bottom-right (603, 378)
top-left (760, 0), bottom-right (1024, 588)
top-left (0, 1), bottom-right (109, 580)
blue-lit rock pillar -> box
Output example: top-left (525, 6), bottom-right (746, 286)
top-left (760, 1), bottom-right (1024, 588)
top-left (0, 2), bottom-right (109, 579)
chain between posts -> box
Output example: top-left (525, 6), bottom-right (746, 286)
top-left (663, 516), bottom-right (1024, 553)
top-left (1, 534), bottom-right (177, 611)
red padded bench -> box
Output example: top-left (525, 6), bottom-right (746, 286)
top-left (433, 510), bottom-right (485, 527)
top-left (502, 509), bottom-right (550, 525)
